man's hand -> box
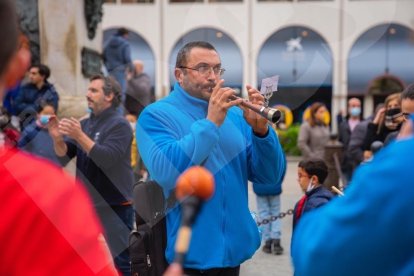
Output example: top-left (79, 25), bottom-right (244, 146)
top-left (239, 85), bottom-right (268, 135)
top-left (206, 79), bottom-right (243, 128)
top-left (48, 115), bottom-right (63, 142)
top-left (59, 118), bottom-right (84, 141)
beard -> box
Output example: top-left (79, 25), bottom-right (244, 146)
top-left (181, 78), bottom-right (216, 102)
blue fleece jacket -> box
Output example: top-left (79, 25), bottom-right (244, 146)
top-left (292, 136), bottom-right (414, 276)
top-left (137, 82), bottom-right (286, 270)
top-left (253, 151), bottom-right (286, 196)
top-left (103, 34), bottom-right (133, 72)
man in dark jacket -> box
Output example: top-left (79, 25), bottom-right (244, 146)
top-left (125, 60), bottom-right (151, 116)
top-left (14, 64), bottom-right (59, 129)
top-left (48, 75), bottom-right (134, 276)
top-left (338, 98), bottom-right (361, 183)
top-left (103, 28), bottom-right (134, 114)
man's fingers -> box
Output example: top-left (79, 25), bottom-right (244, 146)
top-left (214, 87), bottom-right (232, 101)
top-left (250, 93), bottom-right (264, 104)
top-left (212, 79), bottom-right (225, 97)
top-left (225, 98), bottom-right (243, 109)
top-left (218, 88), bottom-right (236, 103)
top-left (70, 117), bottom-right (80, 126)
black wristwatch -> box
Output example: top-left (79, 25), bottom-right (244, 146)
top-left (253, 129), bottom-right (269, 138)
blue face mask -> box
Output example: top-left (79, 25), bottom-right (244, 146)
top-left (86, 107), bottom-right (92, 114)
top-left (350, 107), bottom-right (361, 117)
top-left (39, 115), bottom-right (51, 125)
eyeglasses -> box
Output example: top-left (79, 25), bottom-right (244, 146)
top-left (179, 66), bottom-right (225, 77)
top-left (403, 113), bottom-right (410, 121)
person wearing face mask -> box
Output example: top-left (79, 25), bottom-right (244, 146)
top-left (292, 158), bottom-right (333, 231)
top-left (338, 98), bottom-right (362, 182)
top-left (297, 102), bottom-right (330, 159)
top-left (18, 103), bottom-right (62, 166)
top-left (125, 112), bottom-right (147, 182)
top-left (362, 93), bottom-right (403, 159)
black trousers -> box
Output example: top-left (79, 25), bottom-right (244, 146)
top-left (183, 265), bottom-right (240, 276)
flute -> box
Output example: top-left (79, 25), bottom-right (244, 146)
top-left (228, 95), bottom-right (282, 123)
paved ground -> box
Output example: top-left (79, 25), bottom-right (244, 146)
top-left (241, 161), bottom-right (301, 276)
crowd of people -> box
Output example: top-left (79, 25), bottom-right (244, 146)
top-left (2, 0), bottom-right (414, 275)
top-left (297, 87), bottom-right (414, 185)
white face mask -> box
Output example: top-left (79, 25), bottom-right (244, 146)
top-left (306, 177), bottom-right (315, 193)
top-left (129, 122), bottom-right (136, 131)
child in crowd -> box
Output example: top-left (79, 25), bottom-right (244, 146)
top-left (18, 103), bottom-right (61, 166)
top-left (293, 158), bottom-right (333, 230)
top-left (125, 113), bottom-right (147, 182)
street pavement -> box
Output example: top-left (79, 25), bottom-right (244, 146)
top-left (241, 161), bottom-right (301, 276)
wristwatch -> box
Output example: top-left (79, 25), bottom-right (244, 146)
top-left (253, 129), bottom-right (269, 138)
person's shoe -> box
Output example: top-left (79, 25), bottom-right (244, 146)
top-left (272, 239), bottom-right (284, 255)
top-left (262, 240), bottom-right (272, 254)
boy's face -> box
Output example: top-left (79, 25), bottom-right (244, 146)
top-left (297, 167), bottom-right (314, 192)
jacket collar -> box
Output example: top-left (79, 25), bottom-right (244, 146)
top-left (306, 185), bottom-right (323, 196)
top-left (90, 106), bottom-right (117, 122)
top-left (30, 81), bottom-right (52, 91)
top-left (168, 81), bottom-right (209, 119)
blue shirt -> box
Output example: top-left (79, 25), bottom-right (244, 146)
top-left (59, 107), bottom-right (134, 207)
top-left (292, 137), bottom-right (414, 276)
top-left (137, 82), bottom-right (286, 269)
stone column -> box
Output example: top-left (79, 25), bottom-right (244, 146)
top-left (38, 0), bottom-right (103, 118)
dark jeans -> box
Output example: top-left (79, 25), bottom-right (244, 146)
top-left (184, 265), bottom-right (240, 276)
top-left (97, 204), bottom-right (134, 276)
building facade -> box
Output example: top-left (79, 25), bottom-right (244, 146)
top-left (102, 0), bottom-right (414, 132)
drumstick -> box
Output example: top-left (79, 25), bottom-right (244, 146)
top-left (332, 186), bottom-right (345, 197)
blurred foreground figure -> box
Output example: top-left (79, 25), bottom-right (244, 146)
top-left (0, 0), bottom-right (117, 275)
top-left (292, 116), bottom-right (414, 276)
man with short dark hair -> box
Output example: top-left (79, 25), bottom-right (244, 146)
top-left (137, 41), bottom-right (286, 275)
top-left (103, 27), bottom-right (134, 114)
top-left (49, 74), bottom-right (134, 276)
top-left (0, 0), bottom-right (117, 274)
top-left (14, 64), bottom-right (59, 128)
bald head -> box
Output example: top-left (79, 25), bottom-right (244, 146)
top-left (348, 98), bottom-right (362, 119)
top-left (133, 60), bottom-right (144, 75)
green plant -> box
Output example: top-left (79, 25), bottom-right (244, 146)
top-left (278, 123), bottom-right (301, 156)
